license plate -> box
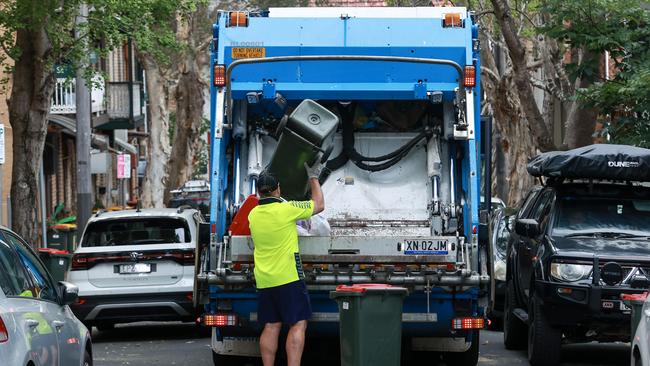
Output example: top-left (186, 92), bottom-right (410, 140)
top-left (231, 47), bottom-right (265, 59)
top-left (403, 239), bottom-right (449, 255)
top-left (602, 300), bottom-right (632, 313)
top-left (119, 263), bottom-right (151, 274)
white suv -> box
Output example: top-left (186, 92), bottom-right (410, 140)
top-left (67, 208), bottom-right (204, 330)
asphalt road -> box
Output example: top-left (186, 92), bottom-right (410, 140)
top-left (92, 322), bottom-right (631, 366)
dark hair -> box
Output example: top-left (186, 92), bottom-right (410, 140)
top-left (257, 172), bottom-right (279, 196)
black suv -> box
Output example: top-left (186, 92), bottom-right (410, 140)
top-left (504, 145), bottom-right (650, 366)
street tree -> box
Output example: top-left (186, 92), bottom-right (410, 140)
top-left (542, 0), bottom-right (650, 147)
top-left (0, 0), bottom-right (200, 245)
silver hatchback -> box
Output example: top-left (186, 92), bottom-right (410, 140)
top-left (0, 228), bottom-right (92, 366)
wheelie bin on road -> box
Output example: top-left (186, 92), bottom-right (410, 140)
top-left (330, 284), bottom-right (408, 366)
top-left (38, 248), bottom-right (73, 282)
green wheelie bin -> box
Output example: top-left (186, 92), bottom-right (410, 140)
top-left (330, 284), bottom-right (409, 366)
top-left (38, 248), bottom-right (73, 282)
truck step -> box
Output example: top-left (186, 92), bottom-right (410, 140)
top-left (513, 308), bottom-right (529, 323)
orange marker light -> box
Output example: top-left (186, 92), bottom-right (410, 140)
top-left (443, 13), bottom-right (462, 28)
top-left (229, 12), bottom-right (249, 27)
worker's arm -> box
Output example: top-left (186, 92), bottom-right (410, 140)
top-left (308, 177), bottom-right (324, 215)
top-left (305, 161), bottom-right (325, 215)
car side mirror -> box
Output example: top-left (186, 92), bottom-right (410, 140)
top-left (58, 281), bottom-right (79, 306)
top-left (198, 223), bottom-right (211, 248)
top-left (515, 219), bottom-right (541, 238)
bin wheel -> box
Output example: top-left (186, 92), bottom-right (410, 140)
top-left (83, 349), bottom-right (93, 366)
top-left (503, 280), bottom-right (526, 350)
top-left (527, 295), bottom-right (562, 366)
top-left (443, 330), bottom-right (479, 366)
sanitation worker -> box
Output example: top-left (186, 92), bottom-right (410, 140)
top-left (248, 161), bottom-right (325, 366)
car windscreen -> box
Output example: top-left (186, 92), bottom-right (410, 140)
top-left (82, 218), bottom-right (191, 247)
top-left (552, 196), bottom-right (650, 237)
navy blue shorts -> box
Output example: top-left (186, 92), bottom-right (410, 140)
top-left (257, 280), bottom-right (312, 324)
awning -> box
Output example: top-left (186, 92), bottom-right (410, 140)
top-left (47, 114), bottom-right (109, 150)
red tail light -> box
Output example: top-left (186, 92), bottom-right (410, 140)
top-left (202, 313), bottom-right (237, 327)
top-left (0, 315), bottom-right (8, 343)
top-left (452, 317), bottom-right (485, 330)
top-left (464, 66), bottom-right (476, 87)
top-left (71, 254), bottom-right (89, 271)
top-left (213, 64), bottom-right (226, 87)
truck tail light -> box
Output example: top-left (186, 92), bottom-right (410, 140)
top-left (228, 11), bottom-right (249, 27)
top-left (464, 66), bottom-right (476, 87)
top-left (443, 13), bottom-right (463, 28)
top-left (203, 314), bottom-right (238, 327)
top-left (0, 315), bottom-right (8, 343)
top-left (214, 64), bottom-right (226, 87)
top-left (452, 317), bottom-right (485, 330)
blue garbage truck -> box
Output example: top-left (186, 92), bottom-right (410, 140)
top-left (194, 6), bottom-right (491, 365)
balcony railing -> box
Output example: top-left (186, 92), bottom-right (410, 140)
top-left (50, 76), bottom-right (106, 115)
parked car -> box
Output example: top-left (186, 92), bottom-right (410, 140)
top-left (487, 207), bottom-right (517, 324)
top-left (68, 208), bottom-right (205, 330)
top-left (504, 144), bottom-right (650, 366)
top-left (629, 294), bottom-right (649, 366)
top-left (0, 227), bottom-right (92, 366)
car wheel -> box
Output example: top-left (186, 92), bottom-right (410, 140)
top-left (503, 280), bottom-right (526, 350)
top-left (83, 349), bottom-right (93, 366)
top-left (528, 295), bottom-right (561, 366)
top-left (443, 330), bottom-right (479, 366)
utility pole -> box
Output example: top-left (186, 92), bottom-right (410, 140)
top-left (76, 3), bottom-right (92, 234)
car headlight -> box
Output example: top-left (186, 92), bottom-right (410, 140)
top-left (550, 263), bottom-right (592, 282)
top-left (494, 260), bottom-right (506, 281)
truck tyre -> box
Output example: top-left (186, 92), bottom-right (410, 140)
top-left (443, 330), bottom-right (479, 366)
top-left (528, 296), bottom-right (562, 366)
top-left (503, 280), bottom-right (526, 350)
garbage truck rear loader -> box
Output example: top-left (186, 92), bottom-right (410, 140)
top-left (195, 6), bottom-right (491, 365)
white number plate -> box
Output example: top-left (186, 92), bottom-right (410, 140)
top-left (403, 239), bottom-right (449, 255)
top-left (119, 263), bottom-right (151, 274)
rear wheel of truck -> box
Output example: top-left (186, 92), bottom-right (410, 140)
top-left (527, 296), bottom-right (562, 366)
top-left (503, 280), bottom-right (526, 350)
top-left (443, 330), bottom-right (479, 366)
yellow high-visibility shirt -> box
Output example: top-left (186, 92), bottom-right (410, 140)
top-left (248, 197), bottom-right (313, 289)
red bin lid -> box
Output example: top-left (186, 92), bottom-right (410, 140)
top-left (335, 284), bottom-right (395, 293)
top-left (38, 248), bottom-right (69, 255)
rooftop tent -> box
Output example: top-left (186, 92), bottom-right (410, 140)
top-left (527, 144), bottom-right (650, 181)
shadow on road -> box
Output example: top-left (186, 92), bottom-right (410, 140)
top-left (92, 321), bottom-right (210, 343)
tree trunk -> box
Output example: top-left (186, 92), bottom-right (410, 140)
top-left (140, 53), bottom-right (171, 208)
top-left (563, 50), bottom-right (598, 149)
top-left (163, 5), bottom-right (212, 203)
top-left (490, 0), bottom-right (556, 152)
top-left (164, 64), bottom-right (205, 203)
top-left (480, 31), bottom-right (537, 206)
top-left (8, 28), bottom-right (55, 246)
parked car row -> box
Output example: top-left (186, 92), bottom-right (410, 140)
top-left (0, 206), bottom-right (205, 366)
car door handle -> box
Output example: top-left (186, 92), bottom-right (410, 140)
top-left (52, 320), bottom-right (65, 329)
top-left (25, 319), bottom-right (40, 328)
